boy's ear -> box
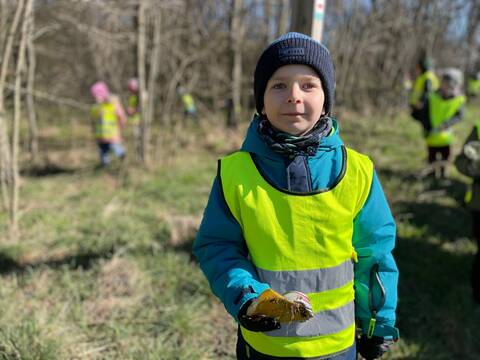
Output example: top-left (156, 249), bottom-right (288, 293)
top-left (261, 108), bottom-right (266, 115)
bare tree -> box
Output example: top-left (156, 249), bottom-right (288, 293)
top-left (0, 0), bottom-right (25, 213)
top-left (227, 0), bottom-right (245, 128)
top-left (26, 0), bottom-right (38, 160)
top-left (10, 0), bottom-right (31, 237)
top-left (276, 0), bottom-right (290, 37)
top-left (137, 0), bottom-right (148, 163)
top-left (291, 0), bottom-right (313, 35)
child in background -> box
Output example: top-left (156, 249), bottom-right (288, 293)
top-left (409, 57), bottom-right (439, 121)
top-left (194, 33), bottom-right (399, 360)
top-left (126, 78), bottom-right (140, 125)
top-left (90, 81), bottom-right (127, 166)
top-left (126, 78), bottom-right (141, 154)
top-left (177, 86), bottom-right (198, 121)
top-left (420, 69), bottom-right (466, 179)
top-left (454, 123), bottom-right (480, 303)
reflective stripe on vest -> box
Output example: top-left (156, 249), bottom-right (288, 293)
top-left (426, 93), bottom-right (465, 147)
top-left (91, 102), bottom-right (119, 140)
top-left (220, 147), bottom-right (374, 358)
top-left (410, 70), bottom-right (439, 105)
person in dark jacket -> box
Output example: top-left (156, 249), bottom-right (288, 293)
top-left (454, 123), bottom-right (480, 303)
top-left (410, 57), bottom-right (439, 121)
top-left (193, 33), bottom-right (399, 360)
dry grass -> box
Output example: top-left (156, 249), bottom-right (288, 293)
top-left (1, 106), bottom-right (480, 358)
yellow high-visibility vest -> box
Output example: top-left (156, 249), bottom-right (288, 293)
top-left (410, 71), bottom-right (439, 105)
top-left (91, 102), bottom-right (119, 140)
top-left (181, 94), bottom-right (196, 112)
top-left (426, 93), bottom-right (465, 147)
top-left (220, 147), bottom-right (373, 358)
top-left (128, 95), bottom-right (140, 125)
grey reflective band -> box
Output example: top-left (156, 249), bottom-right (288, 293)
top-left (265, 301), bottom-right (355, 337)
top-left (256, 260), bottom-right (354, 294)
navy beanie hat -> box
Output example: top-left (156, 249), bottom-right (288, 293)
top-left (254, 32), bottom-right (335, 116)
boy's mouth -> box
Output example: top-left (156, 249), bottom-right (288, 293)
top-left (282, 112), bottom-right (305, 116)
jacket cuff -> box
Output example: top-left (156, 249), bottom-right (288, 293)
top-left (233, 283), bottom-right (270, 322)
top-left (359, 318), bottom-right (400, 340)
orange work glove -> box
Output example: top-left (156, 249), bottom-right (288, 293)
top-left (246, 289), bottom-right (314, 323)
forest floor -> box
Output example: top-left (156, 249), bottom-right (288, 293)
top-left (0, 103), bottom-right (480, 359)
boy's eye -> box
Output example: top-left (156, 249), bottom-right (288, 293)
top-left (271, 83), bottom-right (286, 90)
top-left (302, 82), bottom-right (317, 90)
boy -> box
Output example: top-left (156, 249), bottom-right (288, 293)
top-left (90, 81), bottom-right (127, 166)
top-left (418, 69), bottom-right (466, 179)
top-left (193, 33), bottom-right (399, 360)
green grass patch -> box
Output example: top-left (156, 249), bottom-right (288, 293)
top-left (0, 106), bottom-right (479, 358)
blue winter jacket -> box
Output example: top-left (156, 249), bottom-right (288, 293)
top-left (193, 116), bottom-right (399, 340)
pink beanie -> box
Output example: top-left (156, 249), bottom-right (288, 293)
top-left (90, 81), bottom-right (110, 102)
top-left (128, 78), bottom-right (139, 93)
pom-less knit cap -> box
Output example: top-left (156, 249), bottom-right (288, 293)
top-left (254, 32), bottom-right (335, 116)
top-left (90, 81), bottom-right (110, 102)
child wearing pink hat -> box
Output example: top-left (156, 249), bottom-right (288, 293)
top-left (90, 81), bottom-right (127, 166)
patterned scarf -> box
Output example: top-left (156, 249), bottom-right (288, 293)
top-left (257, 115), bottom-right (333, 157)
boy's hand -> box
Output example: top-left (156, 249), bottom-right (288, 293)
top-left (238, 298), bottom-right (280, 332)
top-left (238, 313), bottom-right (281, 332)
top-left (246, 289), bottom-right (313, 323)
top-left (357, 335), bottom-right (394, 360)
top-left (238, 289), bottom-right (314, 332)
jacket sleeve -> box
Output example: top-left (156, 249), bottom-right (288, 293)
top-left (353, 170), bottom-right (399, 340)
top-left (192, 176), bottom-right (270, 321)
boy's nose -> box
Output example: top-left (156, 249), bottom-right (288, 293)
top-left (287, 86), bottom-right (302, 104)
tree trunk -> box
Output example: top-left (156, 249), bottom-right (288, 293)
top-left (290, 0), bottom-right (313, 35)
top-left (26, 0), bottom-right (38, 161)
top-left (228, 0), bottom-right (244, 128)
top-left (137, 0), bottom-right (148, 164)
top-left (144, 3), bottom-right (161, 164)
top-left (0, 0), bottom-right (25, 213)
top-left (10, 0), bottom-right (31, 237)
top-left (465, 3), bottom-right (480, 72)
top-left (276, 0), bottom-right (290, 37)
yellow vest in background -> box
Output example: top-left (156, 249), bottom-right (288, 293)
top-left (220, 148), bottom-right (373, 358)
top-left (426, 93), bottom-right (466, 147)
top-left (410, 70), bottom-right (439, 105)
top-left (468, 78), bottom-right (480, 97)
top-left (181, 94), bottom-right (196, 112)
top-left (91, 102), bottom-right (119, 141)
top-left (128, 95), bottom-right (140, 125)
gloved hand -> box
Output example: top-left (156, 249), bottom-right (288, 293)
top-left (238, 289), bottom-right (314, 332)
top-left (238, 299), bottom-right (280, 332)
top-left (247, 289), bottom-right (313, 323)
top-left (357, 335), bottom-right (394, 360)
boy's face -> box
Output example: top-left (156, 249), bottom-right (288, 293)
top-left (440, 79), bottom-right (456, 98)
top-left (263, 65), bottom-right (325, 136)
